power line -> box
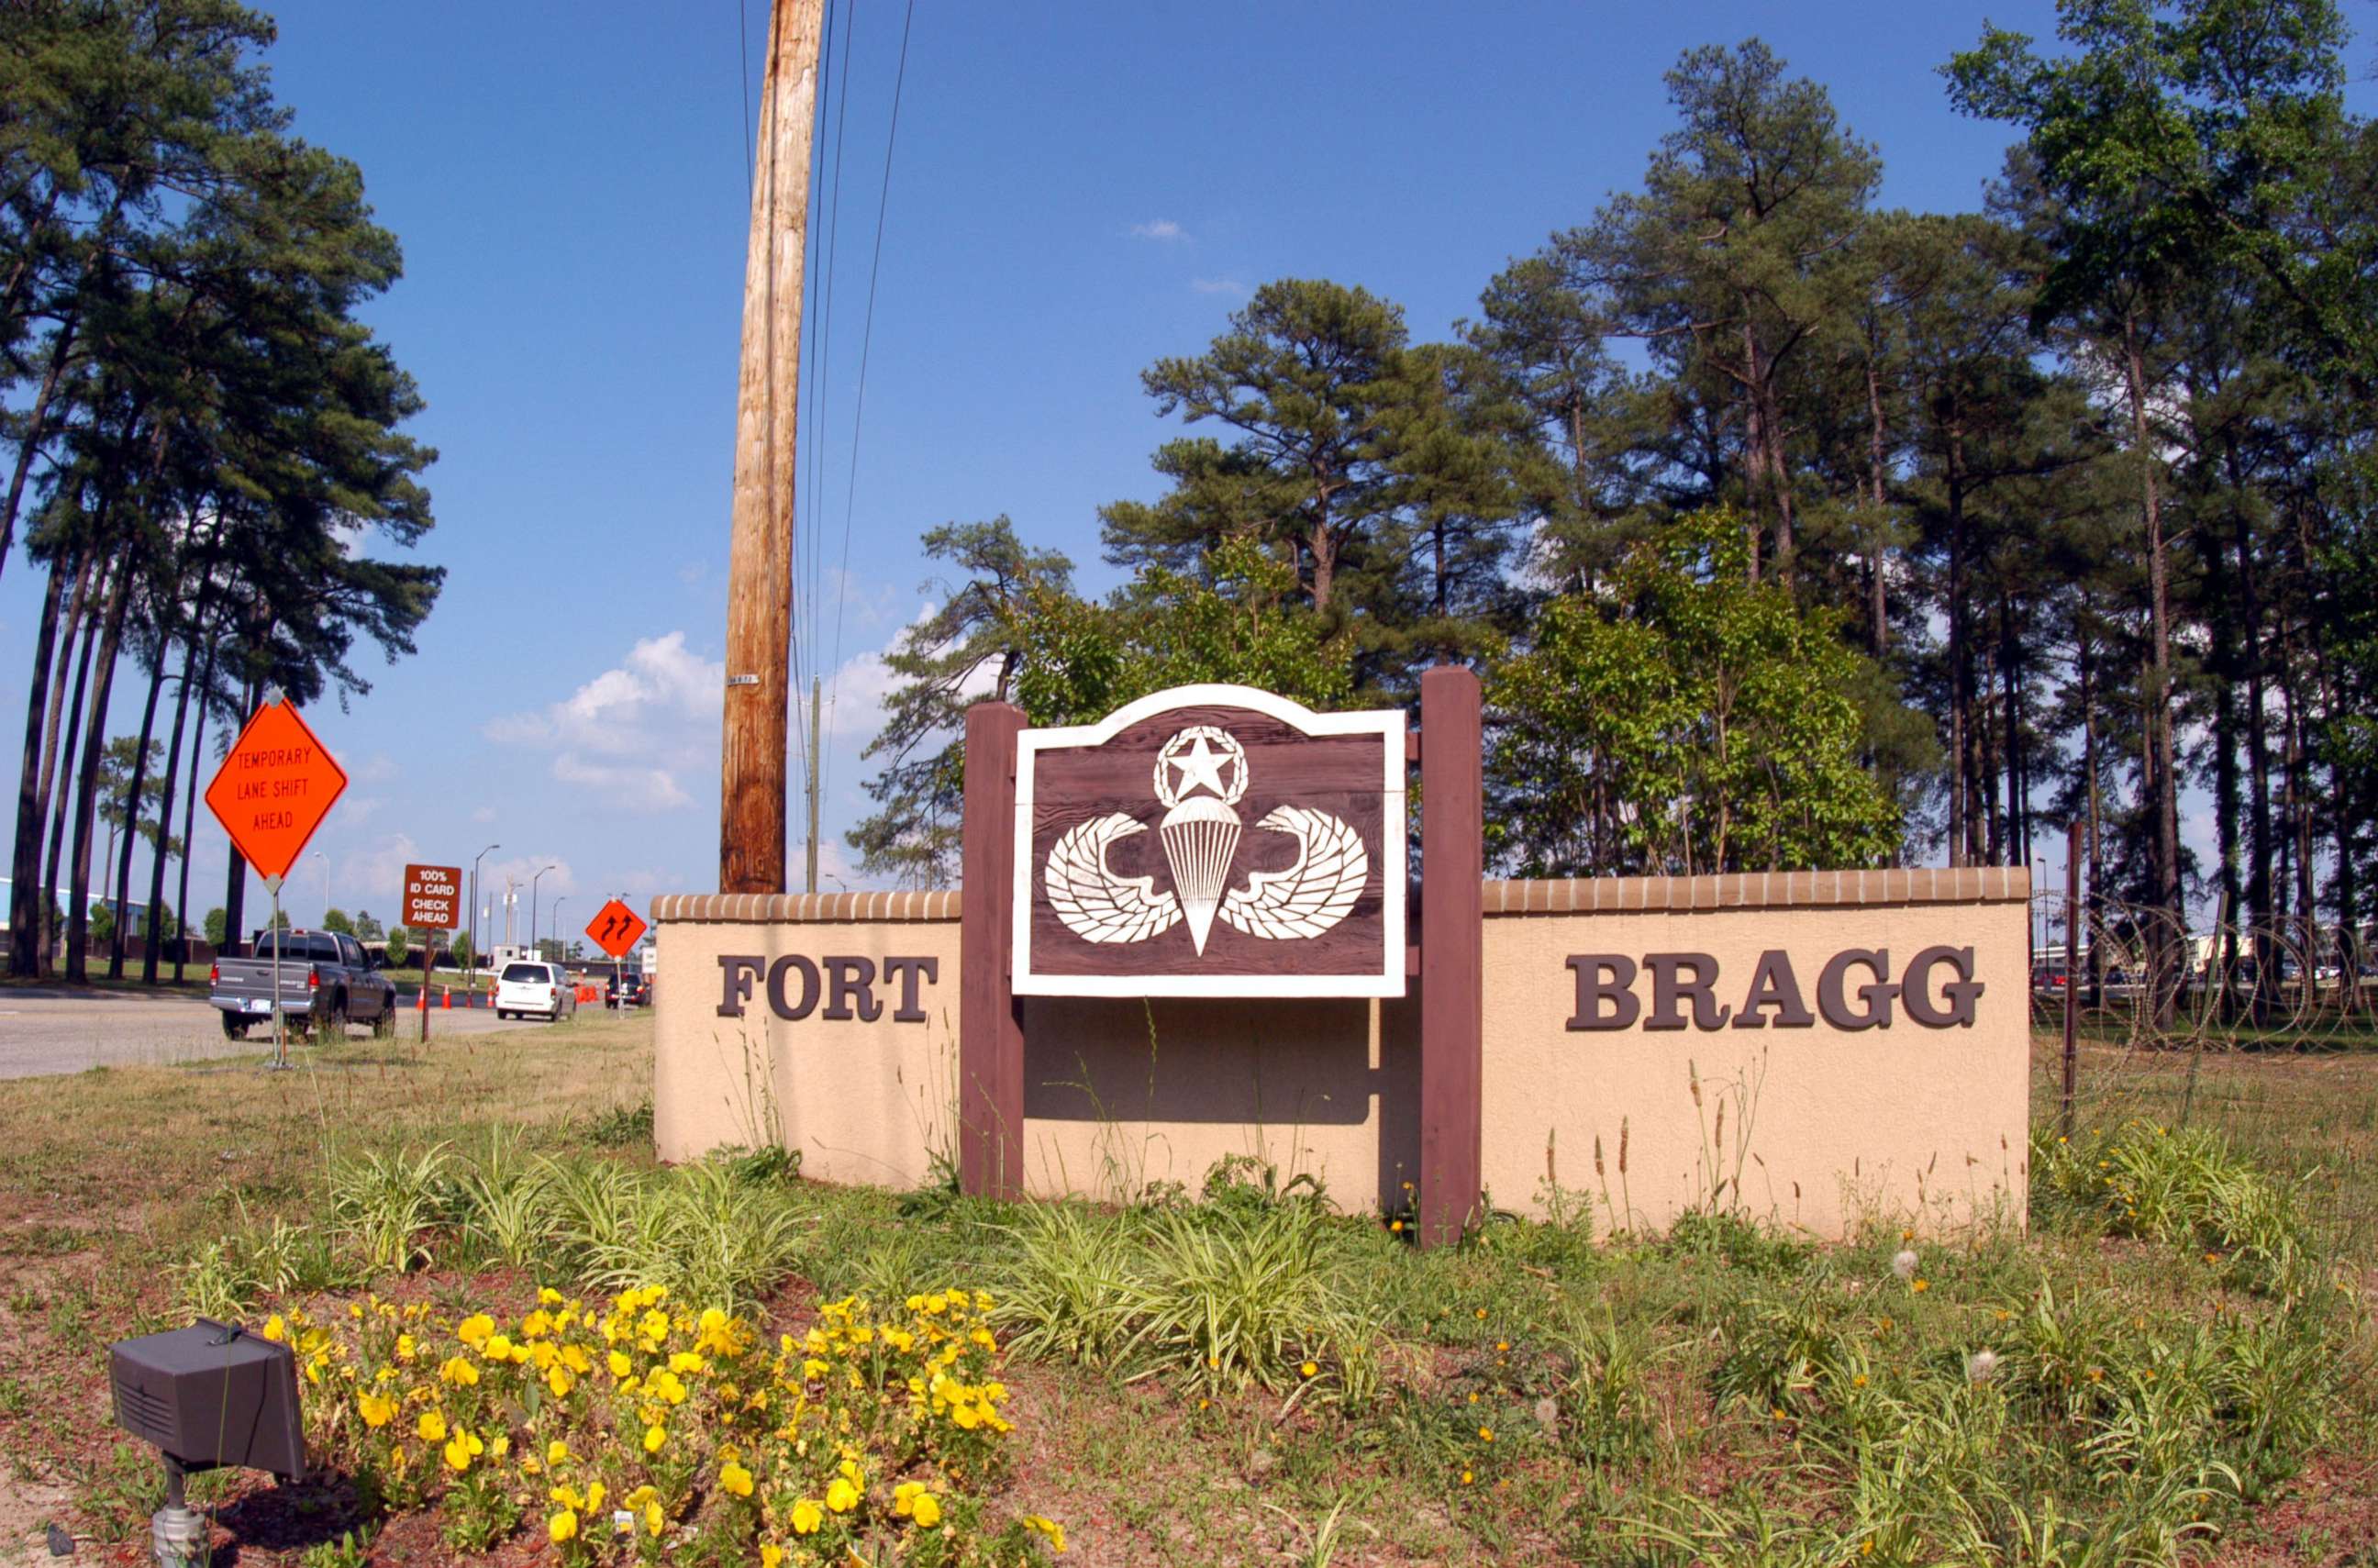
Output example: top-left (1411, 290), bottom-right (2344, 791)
top-left (821, 0), bottom-right (917, 812)
top-left (805, 0), bottom-right (858, 708)
top-left (735, 0), bottom-right (753, 190)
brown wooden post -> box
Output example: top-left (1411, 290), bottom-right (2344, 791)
top-left (2061, 818), bottom-right (2081, 1139)
top-left (959, 701), bottom-right (1027, 1198)
top-left (719, 0), bottom-right (827, 895)
top-left (1418, 666), bottom-right (1483, 1247)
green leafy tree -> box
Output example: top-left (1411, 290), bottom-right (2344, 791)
top-left (321, 906), bottom-right (353, 934)
top-left (847, 519), bottom-right (1075, 886)
top-left (86, 901), bottom-right (114, 946)
top-left (1551, 40), bottom-right (1882, 584)
top-left (1489, 510), bottom-right (1901, 875)
top-left (202, 906), bottom-right (227, 946)
top-left (350, 908), bottom-right (383, 940)
top-left (1010, 536), bottom-right (1356, 726)
top-left (383, 923), bottom-right (409, 966)
top-left (448, 930), bottom-right (472, 969)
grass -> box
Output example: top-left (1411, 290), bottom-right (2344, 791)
top-left (0, 1010), bottom-right (2372, 1564)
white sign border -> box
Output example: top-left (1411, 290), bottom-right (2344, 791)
top-left (1011, 684), bottom-right (1407, 998)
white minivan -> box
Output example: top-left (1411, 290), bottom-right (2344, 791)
top-left (495, 961), bottom-right (578, 1022)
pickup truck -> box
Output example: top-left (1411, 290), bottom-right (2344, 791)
top-left (208, 929), bottom-right (400, 1040)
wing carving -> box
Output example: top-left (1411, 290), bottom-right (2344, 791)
top-left (1219, 806), bottom-right (1369, 940)
top-left (1044, 812), bottom-right (1182, 944)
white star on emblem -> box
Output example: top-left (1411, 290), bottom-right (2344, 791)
top-left (1167, 735), bottom-right (1234, 798)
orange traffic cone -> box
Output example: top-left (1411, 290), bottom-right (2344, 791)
top-left (442, 986), bottom-right (451, 1009)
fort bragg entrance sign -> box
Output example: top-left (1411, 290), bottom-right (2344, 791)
top-left (651, 673), bottom-right (2031, 1248)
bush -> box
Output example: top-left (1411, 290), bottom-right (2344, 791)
top-left (271, 1287), bottom-right (1065, 1565)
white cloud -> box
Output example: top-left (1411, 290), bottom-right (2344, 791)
top-left (471, 805), bottom-right (497, 824)
top-left (337, 833), bottom-right (421, 910)
top-left (351, 753), bottom-right (398, 784)
top-left (484, 631), bottom-right (724, 814)
top-left (554, 753), bottom-right (694, 812)
top-left (1191, 277), bottom-right (1245, 296)
top-left (1130, 218), bottom-right (1187, 242)
top-left (343, 796), bottom-right (384, 825)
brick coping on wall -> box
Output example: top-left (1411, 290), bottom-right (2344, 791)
top-left (650, 867), bottom-right (2028, 926)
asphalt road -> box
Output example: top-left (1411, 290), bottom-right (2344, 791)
top-left (0, 988), bottom-right (544, 1080)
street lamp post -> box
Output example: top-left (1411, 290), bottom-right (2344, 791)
top-left (530, 863), bottom-right (557, 958)
top-left (470, 843), bottom-right (500, 1005)
top-left (313, 850), bottom-right (328, 926)
top-left (551, 897), bottom-right (568, 967)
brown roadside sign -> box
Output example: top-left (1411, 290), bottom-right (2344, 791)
top-left (586, 898), bottom-right (646, 959)
top-left (203, 699), bottom-right (348, 883)
top-left (402, 864), bottom-right (462, 930)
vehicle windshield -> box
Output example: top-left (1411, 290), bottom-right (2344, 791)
top-left (501, 963), bottom-right (550, 983)
top-left (254, 931), bottom-right (339, 962)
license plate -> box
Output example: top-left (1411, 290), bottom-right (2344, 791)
top-left (246, 999), bottom-right (273, 1015)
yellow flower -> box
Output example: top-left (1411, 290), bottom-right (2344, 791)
top-left (761, 1548), bottom-right (785, 1568)
top-left (394, 1333), bottom-right (417, 1362)
top-left (826, 1477), bottom-right (861, 1514)
top-left (607, 1351), bottom-right (633, 1379)
top-left (1478, 1426), bottom-right (1495, 1443)
top-left (1912, 1279), bottom-right (1930, 1294)
top-left (586, 1481), bottom-right (607, 1513)
top-left (417, 1411), bottom-right (448, 1443)
top-left (720, 1461), bottom-right (755, 1498)
top-left (548, 1440), bottom-right (570, 1466)
top-left (483, 1333), bottom-right (516, 1361)
top-left (262, 1314), bottom-right (287, 1342)
top-left (1021, 1515), bottom-right (1067, 1553)
top-left (356, 1393), bottom-right (396, 1429)
top-left (547, 1365), bottom-right (574, 1398)
top-left (912, 1494), bottom-right (942, 1529)
top-left (549, 1509), bottom-right (578, 1544)
top-left (443, 1436), bottom-right (473, 1472)
top-left (440, 1356), bottom-right (480, 1387)
top-left (1461, 1469), bottom-right (1474, 1485)
top-left (1300, 1362), bottom-right (1318, 1379)
top-left (489, 1433), bottom-right (510, 1461)
top-left (668, 1351), bottom-right (706, 1374)
top-left (790, 1499), bottom-right (824, 1536)
top-left (457, 1314), bottom-right (495, 1349)
top-left (643, 1502), bottom-right (664, 1537)
top-left (539, 1286), bottom-right (564, 1307)
top-left (643, 1423), bottom-right (667, 1454)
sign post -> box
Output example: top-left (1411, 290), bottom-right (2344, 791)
top-left (203, 697), bottom-right (349, 1071)
top-left (403, 863), bottom-right (462, 1043)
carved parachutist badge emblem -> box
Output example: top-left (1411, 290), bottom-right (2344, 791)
top-left (1043, 725), bottom-right (1370, 954)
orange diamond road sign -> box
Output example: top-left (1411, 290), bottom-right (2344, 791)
top-left (203, 699), bottom-right (349, 884)
top-left (586, 899), bottom-right (647, 959)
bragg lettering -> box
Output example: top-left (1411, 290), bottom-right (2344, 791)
top-left (1564, 946), bottom-right (1984, 1032)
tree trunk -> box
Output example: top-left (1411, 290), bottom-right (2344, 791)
top-left (107, 651), bottom-right (169, 978)
top-left (222, 674), bottom-right (259, 952)
top-left (2122, 318), bottom-right (2182, 1024)
top-left (42, 576), bottom-right (103, 962)
top-left (64, 557), bottom-right (134, 984)
top-left (2080, 607), bottom-right (2105, 1009)
top-left (7, 552), bottom-right (76, 973)
top-left (1864, 357), bottom-right (1889, 656)
top-left (143, 643), bottom-right (197, 984)
top-left (0, 312), bottom-right (77, 589)
top-left (173, 639), bottom-right (217, 982)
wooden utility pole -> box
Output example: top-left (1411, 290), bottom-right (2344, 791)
top-left (720, 0), bottom-right (827, 894)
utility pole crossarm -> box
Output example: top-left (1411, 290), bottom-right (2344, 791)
top-left (720, 0), bottom-right (828, 895)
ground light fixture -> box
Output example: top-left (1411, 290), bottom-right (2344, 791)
top-left (108, 1319), bottom-right (305, 1567)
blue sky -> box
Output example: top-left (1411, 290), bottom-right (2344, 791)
top-left (5, 0), bottom-right (2354, 935)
